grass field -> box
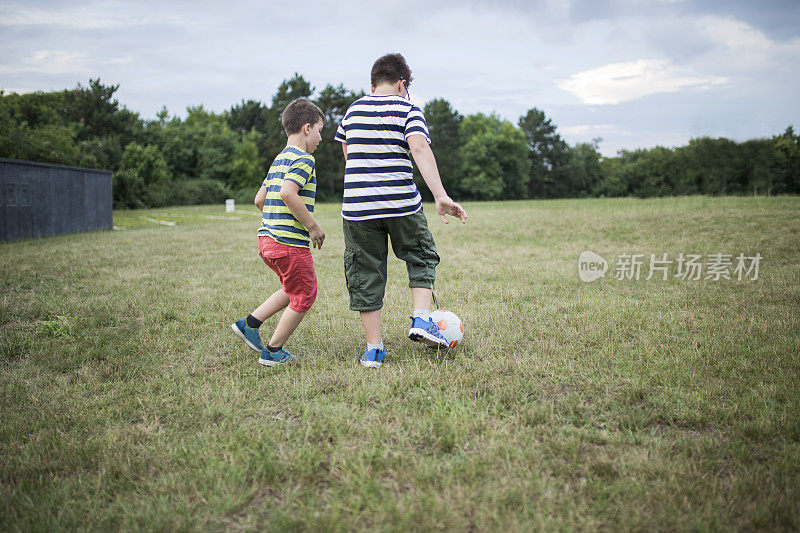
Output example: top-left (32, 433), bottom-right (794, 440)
top-left (1, 196), bottom-right (799, 531)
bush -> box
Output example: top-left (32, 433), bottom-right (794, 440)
top-left (112, 169), bottom-right (145, 209)
top-left (119, 143), bottom-right (170, 185)
top-left (229, 188), bottom-right (257, 207)
top-left (145, 179), bottom-right (232, 207)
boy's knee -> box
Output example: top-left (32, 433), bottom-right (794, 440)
top-left (287, 271), bottom-right (317, 313)
top-left (289, 287), bottom-right (316, 313)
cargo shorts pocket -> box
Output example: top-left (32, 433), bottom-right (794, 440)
top-left (418, 231), bottom-right (440, 269)
top-left (343, 249), bottom-right (361, 292)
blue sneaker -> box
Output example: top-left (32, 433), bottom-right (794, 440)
top-left (360, 347), bottom-right (385, 368)
top-left (258, 346), bottom-right (295, 366)
top-left (231, 318), bottom-right (263, 352)
top-left (408, 316), bottom-right (448, 348)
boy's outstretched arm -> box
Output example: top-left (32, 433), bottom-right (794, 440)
top-left (279, 180), bottom-right (325, 249)
top-left (408, 135), bottom-right (468, 224)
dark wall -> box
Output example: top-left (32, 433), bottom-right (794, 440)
top-left (0, 158), bottom-right (112, 242)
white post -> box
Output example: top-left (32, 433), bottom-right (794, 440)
top-left (225, 199), bottom-right (235, 213)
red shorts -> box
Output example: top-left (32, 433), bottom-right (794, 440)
top-left (258, 235), bottom-right (318, 313)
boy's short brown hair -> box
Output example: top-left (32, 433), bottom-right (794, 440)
top-left (281, 98), bottom-right (325, 135)
top-left (371, 53), bottom-right (413, 88)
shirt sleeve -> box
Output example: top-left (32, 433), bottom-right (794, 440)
top-left (285, 156), bottom-right (314, 188)
top-left (404, 105), bottom-right (431, 144)
top-left (334, 122), bottom-right (346, 143)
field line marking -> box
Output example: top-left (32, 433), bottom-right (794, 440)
top-left (150, 212), bottom-right (246, 220)
top-left (151, 212), bottom-right (194, 218)
top-left (140, 216), bottom-right (176, 227)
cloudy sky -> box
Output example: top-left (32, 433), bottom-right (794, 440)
top-left (1, 0), bottom-right (799, 156)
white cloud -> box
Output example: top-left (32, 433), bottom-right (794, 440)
top-left (0, 3), bottom-right (183, 30)
top-left (558, 59), bottom-right (727, 105)
top-left (703, 16), bottom-right (774, 51)
top-left (560, 124), bottom-right (623, 136)
top-left (0, 1), bottom-right (796, 155)
top-left (0, 50), bottom-right (91, 75)
top-left (697, 15), bottom-right (800, 72)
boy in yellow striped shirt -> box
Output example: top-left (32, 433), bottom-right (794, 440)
top-left (231, 98), bottom-right (325, 366)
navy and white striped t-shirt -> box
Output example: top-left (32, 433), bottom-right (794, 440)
top-left (334, 94), bottom-right (431, 221)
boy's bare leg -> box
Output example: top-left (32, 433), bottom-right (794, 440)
top-left (411, 287), bottom-right (432, 311)
top-left (251, 289), bottom-right (290, 322)
top-left (269, 308), bottom-right (306, 347)
top-left (360, 309), bottom-right (382, 345)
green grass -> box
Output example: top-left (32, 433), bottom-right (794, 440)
top-left (1, 196), bottom-right (799, 531)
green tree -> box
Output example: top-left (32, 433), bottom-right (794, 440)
top-left (0, 124), bottom-right (85, 166)
top-left (187, 106), bottom-right (238, 183)
top-left (62, 79), bottom-right (143, 169)
top-left (594, 156), bottom-right (631, 197)
top-left (112, 169), bottom-right (145, 209)
top-left (229, 129), bottom-right (263, 190)
top-left (271, 74), bottom-right (313, 111)
top-left (728, 139), bottom-right (774, 195)
top-left (0, 80), bottom-right (143, 170)
top-left (76, 137), bottom-right (121, 170)
top-left (423, 98), bottom-right (463, 199)
top-left (0, 90), bottom-right (66, 129)
top-left (115, 142), bottom-right (172, 208)
top-left (630, 146), bottom-right (683, 197)
top-left (772, 126), bottom-right (800, 194)
top-left (156, 115), bottom-right (198, 180)
top-left (260, 74), bottom-right (315, 161)
top-left (138, 107), bottom-right (172, 154)
top-left (459, 113), bottom-right (530, 200)
top-left (226, 99), bottom-right (271, 178)
top-left (559, 139), bottom-right (604, 197)
top-left (227, 99), bottom-right (268, 135)
top-left (518, 108), bottom-right (569, 198)
top-left (158, 105), bottom-right (238, 183)
top-left (0, 90), bottom-right (87, 166)
top-left (119, 142), bottom-right (170, 185)
top-left (64, 79), bottom-right (134, 138)
top-left (681, 137), bottom-right (740, 195)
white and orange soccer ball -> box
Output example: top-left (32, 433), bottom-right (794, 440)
top-left (429, 309), bottom-right (464, 349)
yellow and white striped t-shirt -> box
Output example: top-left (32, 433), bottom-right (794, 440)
top-left (257, 146), bottom-right (316, 247)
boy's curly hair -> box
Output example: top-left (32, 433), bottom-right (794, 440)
top-left (281, 98), bottom-right (325, 136)
top-left (371, 53), bottom-right (413, 88)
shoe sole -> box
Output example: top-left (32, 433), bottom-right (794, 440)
top-left (231, 323), bottom-right (261, 353)
top-left (258, 357), bottom-right (294, 367)
top-left (408, 327), bottom-right (448, 348)
top-left (360, 360), bottom-right (382, 368)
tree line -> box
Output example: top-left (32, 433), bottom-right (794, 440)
top-left (1, 77), bottom-right (798, 208)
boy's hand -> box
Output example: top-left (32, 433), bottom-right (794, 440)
top-left (308, 223), bottom-right (325, 249)
top-left (435, 195), bottom-right (468, 224)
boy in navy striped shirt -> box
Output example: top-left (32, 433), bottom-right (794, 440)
top-left (335, 53), bottom-right (468, 368)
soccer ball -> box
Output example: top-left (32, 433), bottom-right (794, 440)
top-left (429, 309), bottom-right (464, 349)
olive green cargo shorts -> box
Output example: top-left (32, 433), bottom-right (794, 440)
top-left (343, 211), bottom-right (440, 312)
